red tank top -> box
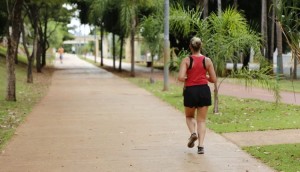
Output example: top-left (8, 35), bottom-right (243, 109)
top-left (185, 55), bottom-right (208, 87)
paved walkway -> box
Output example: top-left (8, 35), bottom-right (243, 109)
top-left (0, 54), bottom-right (275, 172)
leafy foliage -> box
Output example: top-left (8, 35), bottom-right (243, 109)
top-left (275, 0), bottom-right (300, 63)
top-left (203, 8), bottom-right (262, 76)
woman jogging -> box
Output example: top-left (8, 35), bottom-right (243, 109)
top-left (178, 37), bottom-right (217, 154)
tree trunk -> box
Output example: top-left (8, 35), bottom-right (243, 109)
top-left (130, 15), bottom-right (136, 77)
top-left (29, 33), bottom-right (38, 82)
top-left (276, 22), bottom-right (283, 75)
top-left (6, 37), bottom-right (17, 101)
top-left (5, 0), bottom-right (24, 101)
top-left (163, 0), bottom-right (170, 91)
top-left (14, 33), bottom-right (20, 64)
top-left (150, 55), bottom-right (154, 84)
top-left (217, 0), bottom-right (222, 16)
top-left (213, 82), bottom-right (219, 114)
top-left (21, 21), bottom-right (34, 83)
top-left (118, 36), bottom-right (124, 72)
top-left (36, 40), bottom-right (42, 73)
top-left (203, 0), bottom-right (208, 18)
top-left (41, 6), bottom-right (49, 68)
top-left (242, 50), bottom-right (251, 70)
top-left (267, 0), bottom-right (275, 64)
top-left (293, 52), bottom-right (297, 79)
top-left (261, 0), bottom-right (268, 58)
top-left (112, 33), bottom-right (116, 69)
top-left (27, 3), bottom-right (39, 75)
top-left (233, 0), bottom-right (238, 8)
top-left (198, 0), bottom-right (208, 18)
top-left (100, 23), bottom-right (104, 66)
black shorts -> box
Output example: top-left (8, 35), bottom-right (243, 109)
top-left (183, 84), bottom-right (212, 108)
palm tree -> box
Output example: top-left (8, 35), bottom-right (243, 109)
top-left (170, 5), bottom-right (280, 113)
top-left (261, 0), bottom-right (268, 58)
top-left (275, 0), bottom-right (283, 75)
top-left (217, 0), bottom-right (221, 16)
top-left (120, 0), bottom-right (138, 77)
top-left (275, 0), bottom-right (300, 79)
top-left (89, 0), bottom-right (109, 66)
top-left (140, 13), bottom-right (163, 83)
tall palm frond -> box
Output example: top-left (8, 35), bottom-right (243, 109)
top-left (275, 0), bottom-right (300, 63)
top-left (169, 3), bottom-right (203, 38)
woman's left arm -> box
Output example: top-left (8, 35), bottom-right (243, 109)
top-left (206, 58), bottom-right (217, 83)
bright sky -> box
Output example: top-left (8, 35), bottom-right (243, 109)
top-left (68, 17), bottom-right (91, 36)
top-left (64, 4), bottom-right (91, 36)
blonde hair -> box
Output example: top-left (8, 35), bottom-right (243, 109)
top-left (190, 37), bottom-right (202, 52)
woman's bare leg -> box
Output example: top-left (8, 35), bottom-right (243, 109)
top-left (185, 107), bottom-right (196, 134)
top-left (196, 106), bottom-right (208, 147)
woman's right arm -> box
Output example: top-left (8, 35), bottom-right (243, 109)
top-left (178, 57), bottom-right (188, 82)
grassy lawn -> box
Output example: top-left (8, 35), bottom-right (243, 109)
top-left (244, 144), bottom-right (300, 172)
top-left (0, 49), bottom-right (53, 150)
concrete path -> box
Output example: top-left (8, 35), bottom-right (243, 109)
top-left (0, 54), bottom-right (275, 172)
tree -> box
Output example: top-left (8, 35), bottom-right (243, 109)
top-left (22, 1), bottom-right (41, 81)
top-left (140, 14), bottom-right (163, 83)
top-left (119, 0), bottom-right (160, 77)
top-left (261, 0), bottom-right (268, 59)
top-left (87, 0), bottom-right (109, 67)
top-left (39, 1), bottom-right (73, 68)
top-left (170, 6), bottom-right (280, 113)
top-left (5, 0), bottom-right (24, 101)
top-left (275, 0), bottom-right (300, 79)
top-left (275, 0), bottom-right (283, 75)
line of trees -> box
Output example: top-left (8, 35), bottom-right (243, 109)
top-left (1, 0), bottom-right (74, 101)
top-left (1, 0), bottom-right (300, 105)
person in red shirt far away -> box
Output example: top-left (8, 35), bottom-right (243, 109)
top-left (58, 46), bottom-right (64, 64)
top-left (178, 36), bottom-right (217, 154)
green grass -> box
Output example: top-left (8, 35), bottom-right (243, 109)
top-left (244, 144), bottom-right (300, 172)
top-left (0, 48), bottom-right (53, 150)
top-left (278, 79), bottom-right (300, 92)
top-left (128, 78), bottom-right (300, 133)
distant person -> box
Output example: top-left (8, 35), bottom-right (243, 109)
top-left (58, 46), bottom-right (64, 63)
top-left (178, 37), bottom-right (217, 154)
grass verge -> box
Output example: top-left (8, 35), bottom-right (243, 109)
top-left (244, 144), bottom-right (300, 172)
top-left (0, 54), bottom-right (53, 150)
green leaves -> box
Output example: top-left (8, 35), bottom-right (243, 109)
top-left (204, 8), bottom-right (261, 74)
top-left (170, 3), bottom-right (202, 38)
top-left (275, 0), bottom-right (300, 62)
